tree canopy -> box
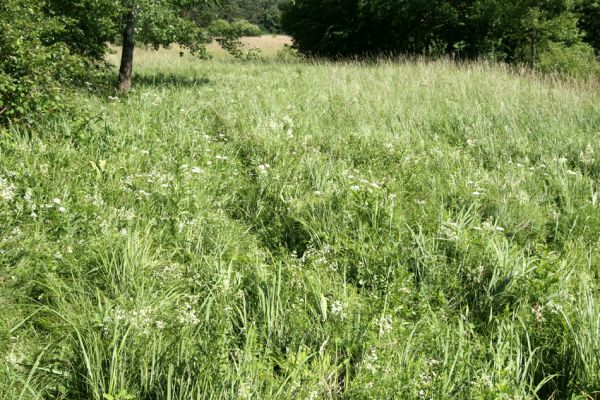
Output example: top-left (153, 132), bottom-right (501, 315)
top-left (281, 0), bottom-right (599, 72)
top-left (1, 0), bottom-right (218, 125)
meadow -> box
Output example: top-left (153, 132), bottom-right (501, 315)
top-left (1, 37), bottom-right (600, 399)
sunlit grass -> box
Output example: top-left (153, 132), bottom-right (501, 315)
top-left (1, 49), bottom-right (599, 399)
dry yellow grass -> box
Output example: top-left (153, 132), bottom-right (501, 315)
top-left (106, 35), bottom-right (293, 66)
top-left (207, 35), bottom-right (292, 57)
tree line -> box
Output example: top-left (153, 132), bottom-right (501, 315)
top-left (201, 0), bottom-right (283, 33)
top-left (280, 0), bottom-right (600, 74)
top-left (2, 0), bottom-right (598, 127)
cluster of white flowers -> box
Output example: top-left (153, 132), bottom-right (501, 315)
top-left (178, 298), bottom-right (200, 327)
top-left (301, 244), bottom-right (333, 269)
top-left (101, 305), bottom-right (168, 335)
top-left (266, 114), bottom-right (295, 137)
top-left (85, 193), bottom-right (105, 208)
top-left (258, 163), bottom-right (270, 174)
top-left (375, 314), bottom-right (393, 336)
top-left (532, 304), bottom-right (544, 324)
top-left (238, 381), bottom-right (253, 399)
top-left (330, 300), bottom-right (345, 318)
top-left (0, 176), bottom-right (15, 202)
top-left (344, 171), bottom-right (386, 193)
top-left (5, 337), bottom-right (24, 366)
top-left (129, 306), bottom-right (157, 334)
top-left (545, 300), bottom-right (562, 315)
top-left (472, 220), bottom-right (505, 233)
top-left (157, 262), bottom-right (185, 281)
top-left (307, 390), bottom-right (319, 400)
top-left (136, 189), bottom-right (151, 199)
top-left (363, 348), bottom-right (379, 373)
top-left (579, 144), bottom-right (595, 164)
top-left (22, 188), bottom-right (38, 218)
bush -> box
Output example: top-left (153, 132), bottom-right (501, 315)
top-left (209, 19), bottom-right (263, 37)
top-left (538, 42), bottom-right (600, 78)
top-left (231, 19), bottom-right (263, 37)
top-left (0, 0), bottom-right (106, 127)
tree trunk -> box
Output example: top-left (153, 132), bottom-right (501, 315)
top-left (117, 10), bottom-right (136, 92)
top-left (531, 28), bottom-right (537, 63)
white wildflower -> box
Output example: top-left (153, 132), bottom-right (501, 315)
top-left (330, 300), bottom-right (344, 317)
top-left (307, 390), bottom-right (319, 400)
top-left (532, 304), bottom-right (544, 324)
top-left (0, 177), bottom-right (16, 202)
top-left (375, 315), bottom-right (393, 336)
top-left (364, 348), bottom-right (379, 373)
top-left (178, 302), bottom-right (200, 326)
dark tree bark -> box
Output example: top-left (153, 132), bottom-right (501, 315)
top-left (117, 10), bottom-right (136, 92)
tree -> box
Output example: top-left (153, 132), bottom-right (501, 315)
top-left (114, 0), bottom-right (213, 92)
top-left (281, 0), bottom-right (598, 75)
top-left (578, 0), bottom-right (600, 52)
top-left (0, 0), bottom-right (98, 126)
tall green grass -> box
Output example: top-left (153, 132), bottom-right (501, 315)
top-left (1, 53), bottom-right (599, 399)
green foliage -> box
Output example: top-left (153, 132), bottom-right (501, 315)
top-left (577, 0), bottom-right (600, 53)
top-left (1, 0), bottom-right (220, 125)
top-left (538, 41), bottom-right (600, 77)
top-left (209, 19), bottom-right (263, 37)
top-left (128, 0), bottom-right (213, 54)
top-left (281, 0), bottom-right (600, 75)
top-left (0, 0), bottom-right (105, 126)
top-left (200, 0), bottom-right (282, 33)
top-left (1, 51), bottom-right (600, 398)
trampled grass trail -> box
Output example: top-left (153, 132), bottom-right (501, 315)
top-left (1, 49), bottom-right (600, 399)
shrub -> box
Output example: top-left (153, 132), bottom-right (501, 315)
top-left (0, 0), bottom-right (106, 127)
top-left (538, 42), bottom-right (600, 78)
top-left (231, 19), bottom-right (263, 37)
top-left (209, 19), bottom-right (263, 37)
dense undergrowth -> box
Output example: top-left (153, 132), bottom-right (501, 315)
top-left (1, 52), bottom-right (600, 399)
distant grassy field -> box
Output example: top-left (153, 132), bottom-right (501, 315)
top-left (107, 35), bottom-right (293, 63)
top-left (1, 43), bottom-right (600, 399)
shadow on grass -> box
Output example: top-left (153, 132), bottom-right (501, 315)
top-left (133, 72), bottom-right (212, 88)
